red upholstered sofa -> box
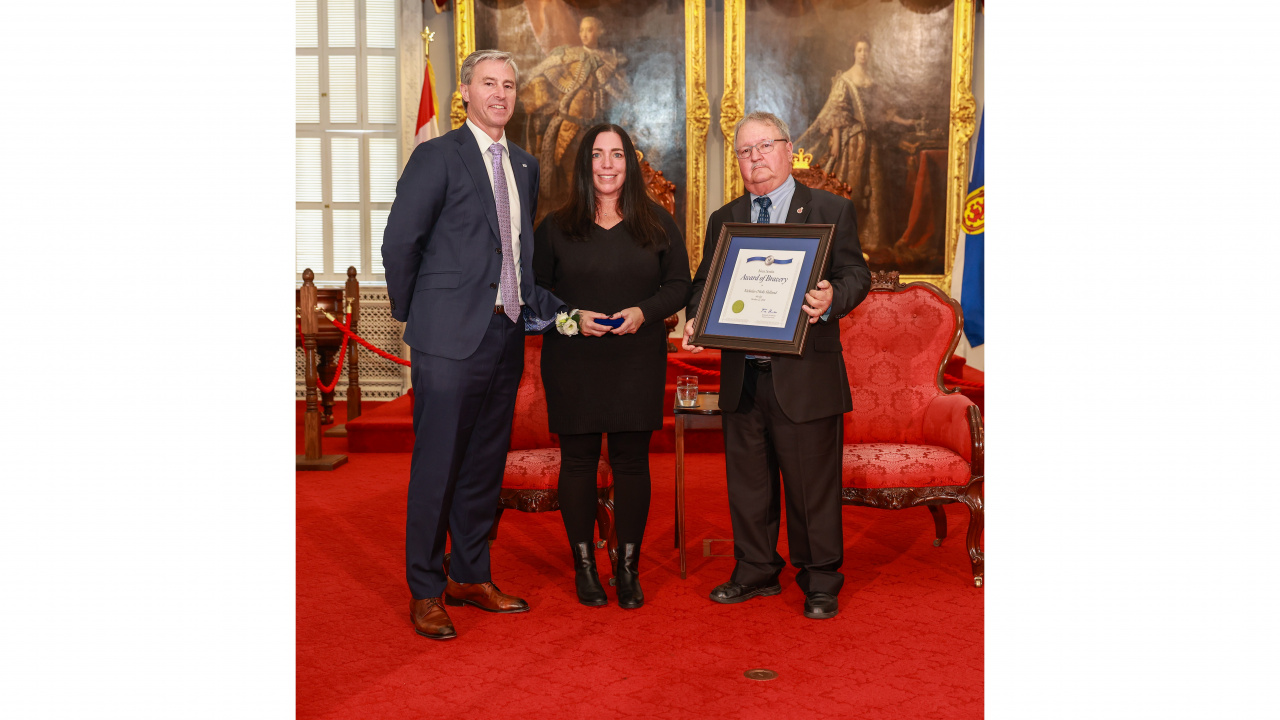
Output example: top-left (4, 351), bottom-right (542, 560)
top-left (491, 336), bottom-right (617, 564)
top-left (839, 272), bottom-right (985, 587)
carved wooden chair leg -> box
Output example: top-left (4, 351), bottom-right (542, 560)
top-left (927, 504), bottom-right (948, 547)
top-left (597, 486), bottom-right (618, 585)
top-left (963, 482), bottom-right (984, 587)
top-left (487, 506), bottom-right (505, 547)
top-left (594, 489), bottom-right (613, 552)
top-left (604, 487), bottom-right (618, 567)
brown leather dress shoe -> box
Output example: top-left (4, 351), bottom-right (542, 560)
top-left (409, 597), bottom-right (456, 640)
top-left (443, 579), bottom-right (530, 614)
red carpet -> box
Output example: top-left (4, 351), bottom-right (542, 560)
top-left (297, 409), bottom-right (983, 718)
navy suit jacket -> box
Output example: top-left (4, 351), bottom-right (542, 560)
top-left (382, 126), bottom-right (564, 360)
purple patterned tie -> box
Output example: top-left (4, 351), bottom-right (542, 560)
top-left (490, 143), bottom-right (521, 323)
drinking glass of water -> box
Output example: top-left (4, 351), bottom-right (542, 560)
top-left (676, 375), bottom-right (698, 408)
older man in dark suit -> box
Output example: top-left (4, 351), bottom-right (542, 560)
top-left (683, 110), bottom-right (870, 620)
top-left (382, 50), bottom-right (565, 640)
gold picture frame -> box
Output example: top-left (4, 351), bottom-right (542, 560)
top-left (450, 0), bottom-right (708, 272)
top-left (721, 0), bottom-right (978, 292)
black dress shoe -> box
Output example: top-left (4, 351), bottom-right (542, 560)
top-left (571, 542), bottom-right (607, 607)
top-left (615, 543), bottom-right (644, 609)
top-left (803, 592), bottom-right (838, 619)
top-left (709, 580), bottom-right (782, 604)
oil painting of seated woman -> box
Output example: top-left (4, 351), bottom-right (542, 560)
top-left (795, 38), bottom-right (923, 256)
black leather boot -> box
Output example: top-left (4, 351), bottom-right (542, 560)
top-left (615, 543), bottom-right (644, 609)
top-left (572, 542), bottom-right (607, 607)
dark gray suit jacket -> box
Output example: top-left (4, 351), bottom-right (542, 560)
top-left (687, 181), bottom-right (871, 424)
top-left (382, 126), bottom-right (564, 360)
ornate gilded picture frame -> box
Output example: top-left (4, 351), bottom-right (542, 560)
top-left (722, 0), bottom-right (978, 291)
top-left (451, 0), bottom-right (708, 262)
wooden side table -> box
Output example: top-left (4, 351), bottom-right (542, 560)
top-left (673, 392), bottom-right (722, 578)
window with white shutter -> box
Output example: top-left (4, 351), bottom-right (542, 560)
top-left (296, 0), bottom-right (398, 283)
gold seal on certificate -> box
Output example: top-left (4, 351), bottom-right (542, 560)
top-left (716, 250), bottom-right (807, 328)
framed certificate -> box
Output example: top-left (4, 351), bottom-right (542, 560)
top-left (690, 223), bottom-right (835, 356)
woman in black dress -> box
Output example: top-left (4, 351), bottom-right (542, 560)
top-left (533, 124), bottom-right (691, 609)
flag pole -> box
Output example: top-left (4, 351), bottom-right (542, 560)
top-left (415, 26), bottom-right (441, 147)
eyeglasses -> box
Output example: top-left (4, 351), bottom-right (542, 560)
top-left (735, 138), bottom-right (788, 160)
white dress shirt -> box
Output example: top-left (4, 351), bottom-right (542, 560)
top-left (465, 117), bottom-right (524, 306)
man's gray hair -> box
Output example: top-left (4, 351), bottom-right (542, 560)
top-left (460, 50), bottom-right (520, 86)
top-left (733, 111), bottom-right (791, 145)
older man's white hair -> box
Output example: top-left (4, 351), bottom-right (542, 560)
top-left (733, 111), bottom-right (792, 145)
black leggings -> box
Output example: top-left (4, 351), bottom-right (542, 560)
top-left (558, 431), bottom-right (652, 547)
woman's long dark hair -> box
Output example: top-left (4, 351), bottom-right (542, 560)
top-left (553, 124), bottom-right (669, 250)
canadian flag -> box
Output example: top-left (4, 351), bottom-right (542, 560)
top-left (414, 57), bottom-right (441, 145)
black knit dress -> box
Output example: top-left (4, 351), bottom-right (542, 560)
top-left (532, 206), bottom-right (692, 435)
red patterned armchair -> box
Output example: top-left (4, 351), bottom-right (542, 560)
top-left (490, 336), bottom-right (617, 564)
top-left (839, 272), bottom-right (985, 587)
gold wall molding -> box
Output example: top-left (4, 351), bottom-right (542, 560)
top-left (941, 0), bottom-right (979, 296)
top-left (685, 0), bottom-right (710, 273)
top-left (720, 0), bottom-right (745, 205)
top-left (450, 0), bottom-right (475, 129)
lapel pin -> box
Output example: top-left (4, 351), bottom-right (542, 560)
top-left (796, 207), bottom-right (803, 213)
top-left (521, 163), bottom-right (527, 167)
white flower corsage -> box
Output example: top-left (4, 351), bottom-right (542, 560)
top-left (555, 309), bottom-right (582, 336)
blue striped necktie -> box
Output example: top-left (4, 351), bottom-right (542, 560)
top-left (746, 196), bottom-right (774, 363)
top-left (754, 196), bottom-right (772, 223)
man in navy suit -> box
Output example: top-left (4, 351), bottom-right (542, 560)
top-left (382, 50), bottom-right (566, 640)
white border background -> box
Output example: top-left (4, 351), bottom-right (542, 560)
top-left (989, 1), bottom-right (1279, 717)
top-left (2, 1), bottom-right (294, 717)
top-left (2, 1), bottom-right (1278, 718)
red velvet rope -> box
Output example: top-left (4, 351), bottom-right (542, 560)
top-left (297, 315), bottom-right (351, 393)
top-left (324, 316), bottom-right (412, 366)
top-left (668, 357), bottom-right (721, 377)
